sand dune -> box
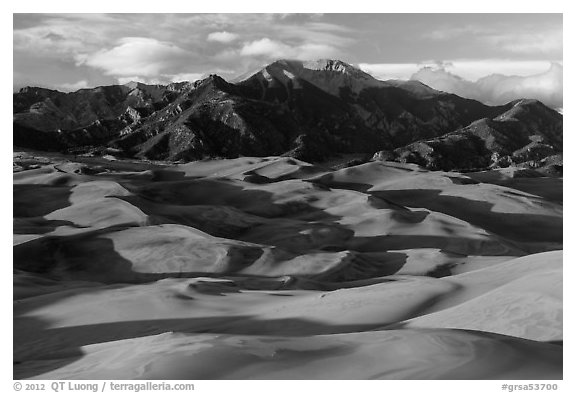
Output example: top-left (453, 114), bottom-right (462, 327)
top-left (13, 152), bottom-right (562, 379)
top-left (15, 329), bottom-right (562, 380)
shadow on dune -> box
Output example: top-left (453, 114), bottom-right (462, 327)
top-left (14, 184), bottom-right (73, 217)
top-left (14, 310), bottom-right (564, 379)
top-left (310, 176), bottom-right (562, 247)
top-left (115, 178), bottom-right (520, 257)
top-left (13, 217), bottom-right (82, 235)
top-left (372, 189), bottom-right (562, 244)
top-left (13, 228), bottom-right (409, 284)
top-left (547, 340), bottom-right (563, 346)
top-left (13, 314), bottom-right (85, 380)
top-left (13, 184), bottom-right (82, 236)
top-left (13, 159), bottom-right (563, 379)
top-left (465, 174), bottom-right (563, 204)
top-left (121, 177), bottom-right (341, 220)
top-left (348, 234), bottom-right (519, 256)
top-left (13, 313), bottom-right (411, 380)
top-left (14, 173), bottom-right (541, 286)
top-left (13, 310), bottom-right (382, 379)
top-left (12, 220), bottom-right (407, 379)
top-left (71, 156), bottom-right (169, 174)
top-left (14, 230), bottom-right (136, 279)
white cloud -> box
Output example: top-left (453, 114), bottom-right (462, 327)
top-left (295, 43), bottom-right (339, 60)
top-left (167, 73), bottom-right (205, 83)
top-left (78, 37), bottom-right (192, 77)
top-left (13, 14), bottom-right (354, 90)
top-left (427, 24), bottom-right (562, 57)
top-left (207, 31), bottom-right (239, 43)
top-left (116, 72), bottom-right (205, 85)
top-left (358, 63), bottom-right (421, 80)
top-left (359, 60), bottom-right (563, 108)
top-left (274, 24), bottom-right (353, 47)
top-left (360, 60), bottom-right (559, 82)
top-left (427, 25), bottom-right (492, 41)
top-left (434, 60), bottom-right (558, 81)
top-left (411, 63), bottom-right (563, 108)
top-left (116, 76), bottom-right (166, 85)
top-left (13, 14), bottom-right (129, 60)
top-left (240, 38), bottom-right (292, 58)
top-left (483, 29), bottom-right (562, 55)
top-left (14, 26), bottom-right (97, 58)
top-left (213, 48), bottom-right (241, 61)
top-left (240, 38), bottom-right (338, 60)
top-left (58, 80), bottom-right (90, 91)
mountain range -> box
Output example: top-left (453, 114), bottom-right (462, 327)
top-left (13, 59), bottom-right (562, 172)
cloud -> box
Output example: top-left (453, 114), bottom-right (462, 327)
top-left (116, 76), bottom-right (166, 85)
top-left (427, 24), bottom-right (562, 57)
top-left (359, 60), bottom-right (563, 108)
top-left (240, 38), bottom-right (292, 58)
top-left (167, 73), bottom-right (205, 83)
top-left (115, 72), bottom-right (205, 85)
top-left (274, 23), bottom-right (353, 47)
top-left (484, 29), bottom-right (563, 55)
top-left (14, 25), bottom-right (95, 58)
top-left (58, 80), bottom-right (90, 91)
top-left (77, 37), bottom-right (192, 77)
top-left (13, 14), bottom-right (128, 60)
top-left (427, 60), bottom-right (559, 81)
top-left (411, 63), bottom-right (563, 108)
top-left (213, 48), bottom-right (241, 62)
top-left (296, 43), bottom-right (340, 60)
top-left (427, 25), bottom-right (492, 41)
top-left (207, 31), bottom-right (239, 43)
top-left (13, 14), bottom-right (354, 90)
top-left (240, 38), bottom-right (339, 60)
top-left (360, 60), bottom-right (559, 81)
top-left (358, 63), bottom-right (421, 80)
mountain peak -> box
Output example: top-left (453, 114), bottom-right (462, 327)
top-left (267, 59), bottom-right (373, 79)
top-left (123, 81), bottom-right (145, 90)
top-left (239, 58), bottom-right (382, 97)
top-left (302, 59), bottom-right (364, 75)
top-left (18, 86), bottom-right (61, 94)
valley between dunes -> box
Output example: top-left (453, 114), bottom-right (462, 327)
top-left (13, 151), bottom-right (563, 380)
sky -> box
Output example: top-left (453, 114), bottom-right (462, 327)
top-left (13, 13), bottom-right (563, 107)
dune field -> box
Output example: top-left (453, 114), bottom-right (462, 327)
top-left (13, 151), bottom-right (562, 379)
